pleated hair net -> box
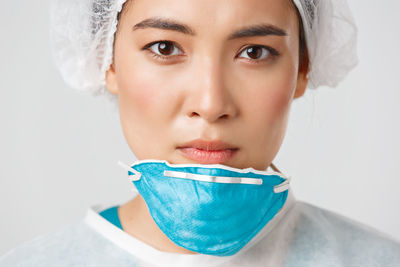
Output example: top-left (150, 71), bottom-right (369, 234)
top-left (49, 0), bottom-right (358, 96)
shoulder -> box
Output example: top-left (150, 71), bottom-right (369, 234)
top-left (285, 201), bottom-right (400, 267)
top-left (0, 220), bottom-right (136, 267)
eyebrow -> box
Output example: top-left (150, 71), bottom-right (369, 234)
top-left (132, 17), bottom-right (288, 39)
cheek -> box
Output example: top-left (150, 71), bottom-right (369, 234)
top-left (118, 65), bottom-right (176, 125)
top-left (116, 67), bottom-right (178, 158)
top-left (244, 69), bottom-right (296, 126)
top-left (114, 38), bottom-right (176, 125)
top-left (240, 68), bottom-right (296, 165)
top-left (122, 80), bottom-right (158, 116)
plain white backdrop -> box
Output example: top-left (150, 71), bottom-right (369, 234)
top-left (1, 0), bottom-right (399, 255)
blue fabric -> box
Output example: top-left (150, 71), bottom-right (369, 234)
top-left (99, 206), bottom-right (123, 230)
top-left (128, 160), bottom-right (288, 256)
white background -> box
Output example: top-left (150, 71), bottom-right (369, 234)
top-left (1, 0), bottom-right (399, 255)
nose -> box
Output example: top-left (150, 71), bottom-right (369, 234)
top-left (185, 58), bottom-right (238, 123)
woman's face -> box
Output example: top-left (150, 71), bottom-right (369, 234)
top-left (106, 0), bottom-right (308, 171)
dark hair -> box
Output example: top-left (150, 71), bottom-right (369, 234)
top-left (294, 4), bottom-right (310, 74)
top-left (116, 0), bottom-right (132, 27)
top-left (115, 0), bottom-right (309, 74)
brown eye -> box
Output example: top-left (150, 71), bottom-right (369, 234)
top-left (157, 42), bottom-right (173, 55)
top-left (246, 47), bottom-right (263, 59)
top-left (238, 46), bottom-right (273, 61)
top-left (148, 41), bottom-right (181, 57)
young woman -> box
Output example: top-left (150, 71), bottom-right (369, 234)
top-left (1, 0), bottom-right (399, 266)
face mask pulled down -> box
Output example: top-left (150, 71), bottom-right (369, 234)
top-left (118, 159), bottom-right (291, 256)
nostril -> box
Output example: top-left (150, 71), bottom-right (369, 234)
top-left (189, 112), bottom-right (230, 120)
top-left (220, 114), bottom-right (229, 120)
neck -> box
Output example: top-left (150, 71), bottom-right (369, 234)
top-left (118, 194), bottom-right (197, 254)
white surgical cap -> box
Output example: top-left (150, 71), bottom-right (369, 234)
top-left (49, 0), bottom-right (358, 96)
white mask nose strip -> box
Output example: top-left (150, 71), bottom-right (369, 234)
top-left (164, 171), bottom-right (292, 193)
top-left (163, 170), bottom-right (263, 185)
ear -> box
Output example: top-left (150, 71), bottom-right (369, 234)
top-left (293, 69), bottom-right (308, 99)
top-left (105, 63), bottom-right (119, 95)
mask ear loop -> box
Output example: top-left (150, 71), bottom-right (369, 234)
top-left (273, 177), bottom-right (291, 193)
top-left (270, 162), bottom-right (280, 173)
top-left (117, 161), bottom-right (142, 181)
top-left (270, 162), bottom-right (292, 193)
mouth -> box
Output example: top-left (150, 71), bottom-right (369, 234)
top-left (176, 139), bottom-right (239, 164)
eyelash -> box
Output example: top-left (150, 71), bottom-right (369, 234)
top-left (142, 40), bottom-right (280, 64)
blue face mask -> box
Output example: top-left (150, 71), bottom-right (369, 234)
top-left (118, 159), bottom-right (291, 257)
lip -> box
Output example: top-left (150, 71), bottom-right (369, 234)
top-left (177, 139), bottom-right (239, 164)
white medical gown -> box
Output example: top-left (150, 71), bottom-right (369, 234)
top-left (1, 190), bottom-right (399, 267)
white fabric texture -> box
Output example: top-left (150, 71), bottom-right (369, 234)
top-left (49, 0), bottom-right (358, 97)
top-left (1, 190), bottom-right (400, 267)
top-left (292, 0), bottom-right (358, 89)
top-left (49, 0), bottom-right (126, 96)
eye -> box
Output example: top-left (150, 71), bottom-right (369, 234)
top-left (143, 40), bottom-right (183, 60)
top-left (237, 45), bottom-right (279, 62)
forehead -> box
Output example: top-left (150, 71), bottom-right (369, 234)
top-left (120, 0), bottom-right (297, 37)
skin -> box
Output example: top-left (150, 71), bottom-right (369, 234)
top-left (105, 0), bottom-right (308, 254)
